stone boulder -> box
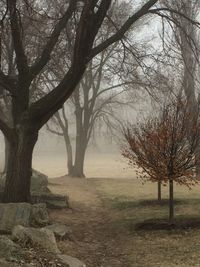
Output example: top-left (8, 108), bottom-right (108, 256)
top-left (43, 223), bottom-right (72, 240)
top-left (0, 171), bottom-right (69, 210)
top-left (30, 203), bottom-right (49, 227)
top-left (0, 191), bottom-right (69, 210)
top-left (31, 193), bottom-right (69, 209)
top-left (58, 255), bottom-right (86, 267)
top-left (0, 236), bottom-right (21, 260)
top-left (12, 225), bottom-right (60, 254)
top-left (31, 170), bottom-right (50, 194)
top-left (0, 203), bottom-right (31, 234)
top-left (0, 170), bottom-right (50, 194)
top-left (0, 203), bottom-right (49, 233)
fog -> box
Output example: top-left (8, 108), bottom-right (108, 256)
top-left (0, 93), bottom-right (151, 179)
top-left (0, 126), bottom-right (136, 179)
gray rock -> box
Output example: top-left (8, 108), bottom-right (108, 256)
top-left (0, 170), bottom-right (50, 194)
top-left (31, 170), bottom-right (50, 194)
top-left (31, 193), bottom-right (69, 209)
top-left (58, 255), bottom-right (86, 267)
top-left (0, 172), bottom-right (69, 210)
top-left (0, 203), bottom-right (50, 233)
top-left (0, 236), bottom-right (21, 260)
top-left (0, 203), bottom-right (31, 233)
top-left (12, 225), bottom-right (60, 254)
top-left (30, 203), bottom-right (49, 227)
top-left (43, 223), bottom-right (72, 240)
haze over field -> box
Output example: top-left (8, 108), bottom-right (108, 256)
top-left (0, 130), bottom-right (136, 179)
top-left (1, 0), bottom-right (200, 266)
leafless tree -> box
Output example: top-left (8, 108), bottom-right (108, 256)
top-left (46, 26), bottom-right (143, 178)
top-left (0, 0), bottom-right (199, 202)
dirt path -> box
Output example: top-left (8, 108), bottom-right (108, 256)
top-left (48, 176), bottom-right (130, 267)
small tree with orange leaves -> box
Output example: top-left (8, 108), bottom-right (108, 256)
top-left (122, 99), bottom-right (200, 224)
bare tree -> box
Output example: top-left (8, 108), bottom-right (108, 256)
top-left (161, 0), bottom-right (200, 175)
top-left (0, 0), bottom-right (198, 202)
top-left (47, 39), bottom-right (141, 177)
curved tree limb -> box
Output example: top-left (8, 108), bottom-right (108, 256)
top-left (29, 0), bottom-right (77, 79)
top-left (89, 0), bottom-right (158, 60)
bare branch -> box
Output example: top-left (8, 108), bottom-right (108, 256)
top-left (7, 0), bottom-right (29, 76)
top-left (46, 123), bottom-right (63, 136)
top-left (89, 0), bottom-right (158, 59)
top-left (149, 8), bottom-right (200, 27)
top-left (30, 0), bottom-right (77, 79)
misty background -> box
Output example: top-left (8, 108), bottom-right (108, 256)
top-left (0, 100), bottom-right (150, 178)
top-left (0, 123), bottom-right (135, 178)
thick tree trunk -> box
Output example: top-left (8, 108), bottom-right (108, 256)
top-left (3, 127), bottom-right (38, 203)
top-left (157, 181), bottom-right (162, 203)
top-left (71, 142), bottom-right (86, 178)
top-left (3, 136), bottom-right (9, 174)
top-left (169, 179), bottom-right (174, 224)
top-left (195, 148), bottom-right (200, 178)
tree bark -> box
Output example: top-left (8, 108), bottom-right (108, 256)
top-left (169, 178), bottom-right (174, 224)
top-left (71, 138), bottom-right (86, 178)
top-left (158, 181), bottom-right (162, 203)
top-left (0, 0), bottom-right (160, 203)
top-left (3, 127), bottom-right (38, 203)
top-left (195, 147), bottom-right (200, 178)
top-left (63, 132), bottom-right (74, 176)
top-left (70, 97), bottom-right (87, 178)
top-left (3, 136), bottom-right (9, 174)
top-left (178, 2), bottom-right (200, 177)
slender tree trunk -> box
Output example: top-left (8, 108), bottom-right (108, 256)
top-left (71, 117), bottom-right (87, 178)
top-left (3, 136), bottom-right (9, 174)
top-left (63, 132), bottom-right (74, 176)
top-left (3, 127), bottom-right (38, 203)
top-left (158, 181), bottom-right (162, 203)
top-left (71, 140), bottom-right (86, 178)
top-left (178, 2), bottom-right (200, 177)
top-left (71, 102), bottom-right (87, 178)
top-left (169, 178), bottom-right (174, 224)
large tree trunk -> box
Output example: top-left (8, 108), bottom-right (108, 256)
top-left (3, 127), bottom-right (38, 203)
top-left (195, 148), bottom-right (200, 178)
top-left (3, 136), bottom-right (9, 174)
top-left (169, 179), bottom-right (174, 224)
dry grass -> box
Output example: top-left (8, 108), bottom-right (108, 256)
top-left (93, 178), bottom-right (200, 267)
top-left (49, 176), bottom-right (200, 267)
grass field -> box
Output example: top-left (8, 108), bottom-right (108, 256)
top-left (49, 176), bottom-right (200, 267)
top-left (93, 178), bottom-right (200, 266)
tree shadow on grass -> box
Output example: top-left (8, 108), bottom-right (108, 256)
top-left (135, 216), bottom-right (200, 231)
top-left (111, 198), bottom-right (194, 210)
top-left (110, 198), bottom-right (200, 233)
